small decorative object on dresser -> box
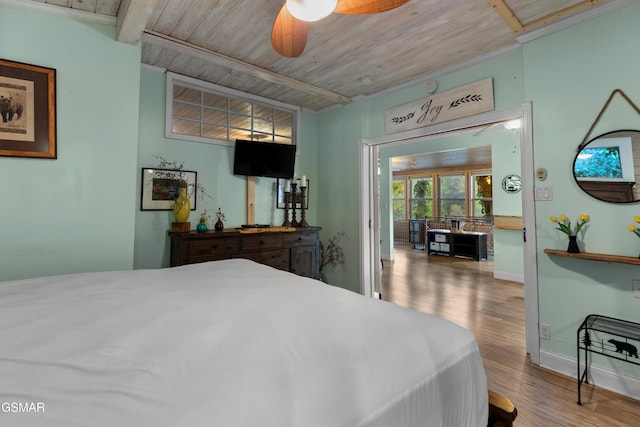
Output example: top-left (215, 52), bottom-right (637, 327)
top-left (214, 207), bottom-right (225, 231)
top-left (197, 210), bottom-right (210, 232)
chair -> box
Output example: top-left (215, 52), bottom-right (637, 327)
top-left (488, 389), bottom-right (517, 427)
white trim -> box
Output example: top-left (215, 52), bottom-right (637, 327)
top-left (0, 0), bottom-right (116, 25)
top-left (140, 63), bottom-right (166, 74)
top-left (540, 349), bottom-right (640, 401)
top-left (516, 0), bottom-right (637, 43)
top-left (359, 103), bottom-right (539, 364)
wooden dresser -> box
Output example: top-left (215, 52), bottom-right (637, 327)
top-left (169, 227), bottom-right (321, 279)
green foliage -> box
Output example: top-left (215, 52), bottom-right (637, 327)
top-left (320, 231), bottom-right (346, 271)
top-left (574, 147), bottom-right (622, 178)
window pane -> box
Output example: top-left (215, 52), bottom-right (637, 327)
top-left (439, 175), bottom-right (465, 216)
top-left (202, 124), bottom-right (228, 140)
top-left (393, 200), bottom-right (405, 221)
top-left (253, 104), bottom-right (273, 120)
top-left (254, 117), bottom-right (274, 135)
top-left (275, 122), bottom-right (292, 138)
top-left (203, 92), bottom-right (227, 109)
top-left (230, 99), bottom-right (251, 115)
top-left (174, 85), bottom-right (200, 103)
top-left (274, 135), bottom-right (292, 144)
top-left (473, 174), bottom-right (493, 217)
top-left (439, 175), bottom-right (465, 198)
top-left (203, 108), bottom-right (227, 126)
top-left (168, 75), bottom-right (297, 146)
top-left (473, 200), bottom-right (493, 217)
top-left (392, 179), bottom-right (405, 198)
top-left (173, 101), bottom-right (200, 121)
top-left (275, 110), bottom-right (293, 126)
top-left (410, 177), bottom-right (433, 219)
top-left (230, 113), bottom-right (251, 131)
top-left (172, 118), bottom-right (200, 136)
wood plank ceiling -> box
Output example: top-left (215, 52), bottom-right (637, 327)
top-left (24, 0), bottom-right (623, 111)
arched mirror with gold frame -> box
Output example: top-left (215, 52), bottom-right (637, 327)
top-left (573, 129), bottom-right (640, 203)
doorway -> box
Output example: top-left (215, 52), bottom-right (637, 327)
top-left (358, 104), bottom-right (540, 364)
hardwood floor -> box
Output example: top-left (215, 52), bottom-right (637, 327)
top-left (381, 245), bottom-right (640, 426)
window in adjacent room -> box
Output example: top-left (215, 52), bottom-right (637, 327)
top-left (392, 178), bottom-right (406, 221)
top-left (166, 72), bottom-right (298, 146)
top-left (471, 173), bottom-right (493, 217)
top-left (409, 177), bottom-right (433, 219)
top-left (439, 174), bottom-right (465, 216)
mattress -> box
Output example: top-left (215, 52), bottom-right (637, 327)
top-left (0, 259), bottom-right (487, 426)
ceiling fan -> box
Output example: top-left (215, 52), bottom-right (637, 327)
top-left (271, 0), bottom-right (410, 57)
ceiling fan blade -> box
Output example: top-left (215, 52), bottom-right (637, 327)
top-left (334, 0), bottom-right (409, 14)
top-left (271, 4), bottom-right (308, 58)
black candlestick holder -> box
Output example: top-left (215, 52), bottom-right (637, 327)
top-left (290, 183), bottom-right (299, 227)
top-left (298, 185), bottom-right (309, 227)
top-left (282, 191), bottom-right (291, 227)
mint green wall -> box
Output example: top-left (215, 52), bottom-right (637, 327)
top-left (134, 69), bottom-right (318, 269)
top-left (0, 6), bottom-right (141, 281)
top-left (524, 3), bottom-right (640, 374)
top-left (317, 49), bottom-right (525, 292)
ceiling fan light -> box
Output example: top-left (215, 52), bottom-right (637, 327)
top-left (286, 0), bottom-right (337, 22)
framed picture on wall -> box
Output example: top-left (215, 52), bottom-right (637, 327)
top-left (276, 178), bottom-right (309, 209)
top-left (141, 168), bottom-right (197, 210)
top-left (0, 59), bottom-right (56, 159)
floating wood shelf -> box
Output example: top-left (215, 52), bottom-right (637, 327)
top-left (544, 249), bottom-right (640, 266)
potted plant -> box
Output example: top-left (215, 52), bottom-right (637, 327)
top-left (320, 231), bottom-right (346, 282)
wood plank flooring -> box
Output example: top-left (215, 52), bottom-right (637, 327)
top-left (381, 245), bottom-right (640, 426)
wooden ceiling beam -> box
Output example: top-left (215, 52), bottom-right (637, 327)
top-left (522, 0), bottom-right (606, 32)
top-left (490, 0), bottom-right (607, 35)
top-left (487, 0), bottom-right (524, 33)
top-left (142, 30), bottom-right (352, 105)
top-left (116, 0), bottom-right (159, 45)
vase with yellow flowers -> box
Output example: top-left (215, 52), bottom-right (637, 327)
top-left (550, 214), bottom-right (590, 253)
top-left (627, 216), bottom-right (640, 257)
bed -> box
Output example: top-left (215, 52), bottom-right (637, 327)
top-left (0, 259), bottom-right (488, 426)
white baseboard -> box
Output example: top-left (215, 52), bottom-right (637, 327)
top-left (540, 349), bottom-right (640, 401)
top-left (493, 270), bottom-right (524, 283)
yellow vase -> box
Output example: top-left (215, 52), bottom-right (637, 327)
top-left (173, 188), bottom-right (191, 222)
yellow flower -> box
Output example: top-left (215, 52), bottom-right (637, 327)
top-left (629, 224), bottom-right (637, 232)
top-left (551, 213), bottom-right (589, 236)
top-left (635, 216), bottom-right (640, 224)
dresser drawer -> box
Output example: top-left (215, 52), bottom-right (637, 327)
top-left (283, 231), bottom-right (318, 247)
top-left (189, 237), bottom-right (240, 257)
top-left (240, 234), bottom-right (283, 251)
top-left (234, 249), bottom-right (289, 271)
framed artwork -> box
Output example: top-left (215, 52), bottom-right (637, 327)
top-left (276, 178), bottom-right (309, 209)
top-left (0, 59), bottom-right (56, 159)
top-left (141, 168), bottom-right (197, 211)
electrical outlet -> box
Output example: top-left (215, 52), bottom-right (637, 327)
top-left (539, 323), bottom-right (551, 340)
top-left (633, 280), bottom-right (640, 298)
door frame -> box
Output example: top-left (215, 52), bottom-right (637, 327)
top-left (358, 102), bottom-right (540, 364)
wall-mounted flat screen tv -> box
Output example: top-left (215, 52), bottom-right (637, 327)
top-left (232, 139), bottom-right (296, 179)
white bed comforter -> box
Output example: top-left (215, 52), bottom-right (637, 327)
top-left (0, 259), bottom-right (487, 426)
